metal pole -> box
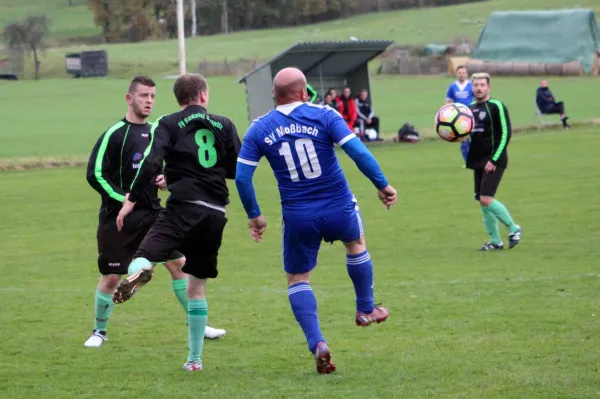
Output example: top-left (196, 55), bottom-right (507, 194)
top-left (318, 63), bottom-right (325, 101)
top-left (176, 0), bottom-right (186, 75)
top-left (190, 0), bottom-right (197, 38)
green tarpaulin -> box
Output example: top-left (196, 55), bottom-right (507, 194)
top-left (473, 9), bottom-right (600, 73)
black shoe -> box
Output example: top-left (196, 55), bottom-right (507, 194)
top-left (509, 226), bottom-right (522, 249)
top-left (478, 242), bottom-right (504, 251)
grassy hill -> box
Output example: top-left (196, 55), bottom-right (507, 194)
top-left (8, 0), bottom-right (600, 79)
top-left (0, 0), bottom-right (99, 39)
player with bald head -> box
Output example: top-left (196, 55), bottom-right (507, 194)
top-left (236, 67), bottom-right (396, 374)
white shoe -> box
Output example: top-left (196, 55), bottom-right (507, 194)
top-left (204, 325), bottom-right (226, 339)
top-left (183, 360), bottom-right (203, 372)
top-left (84, 330), bottom-right (107, 347)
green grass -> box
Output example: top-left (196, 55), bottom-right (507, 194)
top-left (0, 0), bottom-right (99, 39)
top-left (1, 127), bottom-right (600, 398)
top-left (11, 0), bottom-right (599, 79)
top-left (1, 75), bottom-right (598, 162)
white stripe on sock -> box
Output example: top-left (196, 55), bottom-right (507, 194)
top-left (288, 285), bottom-right (312, 296)
top-left (346, 253), bottom-right (370, 265)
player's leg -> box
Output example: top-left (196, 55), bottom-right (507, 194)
top-left (85, 220), bottom-right (129, 347)
top-left (282, 217), bottom-right (334, 374)
top-left (479, 168), bottom-right (522, 249)
top-left (475, 169), bottom-right (503, 250)
top-left (325, 201), bottom-right (388, 326)
top-left (183, 275), bottom-right (207, 372)
top-left (164, 255), bottom-right (188, 311)
top-left (84, 274), bottom-right (120, 347)
top-left (113, 208), bottom-right (189, 304)
top-left (179, 207), bottom-right (227, 371)
top-left (460, 139), bottom-right (470, 166)
top-left (163, 255), bottom-right (226, 339)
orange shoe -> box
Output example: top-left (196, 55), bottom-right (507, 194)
top-left (356, 304), bottom-right (389, 327)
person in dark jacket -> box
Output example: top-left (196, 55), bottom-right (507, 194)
top-left (536, 80), bottom-right (571, 129)
top-left (354, 89), bottom-right (382, 142)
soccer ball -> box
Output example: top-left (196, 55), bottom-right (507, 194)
top-left (435, 103), bottom-right (474, 142)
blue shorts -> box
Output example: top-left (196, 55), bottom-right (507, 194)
top-left (282, 201), bottom-right (364, 274)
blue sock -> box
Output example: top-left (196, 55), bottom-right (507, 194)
top-left (288, 282), bottom-right (325, 354)
top-left (346, 250), bottom-right (375, 314)
top-left (460, 139), bottom-right (470, 162)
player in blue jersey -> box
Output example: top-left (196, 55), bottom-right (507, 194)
top-left (235, 67), bottom-right (397, 374)
top-left (446, 66), bottom-right (474, 165)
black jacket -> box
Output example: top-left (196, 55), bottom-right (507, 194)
top-left (86, 118), bottom-right (162, 213)
top-left (468, 99), bottom-right (512, 169)
top-left (536, 87), bottom-right (555, 113)
top-left (355, 96), bottom-right (374, 121)
top-left (128, 105), bottom-right (241, 207)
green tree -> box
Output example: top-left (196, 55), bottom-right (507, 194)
top-left (88, 0), bottom-right (158, 42)
top-left (2, 15), bottom-right (50, 80)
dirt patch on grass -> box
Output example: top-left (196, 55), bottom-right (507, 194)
top-left (0, 158), bottom-right (88, 172)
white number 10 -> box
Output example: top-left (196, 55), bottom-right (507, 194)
top-left (278, 138), bottom-right (322, 182)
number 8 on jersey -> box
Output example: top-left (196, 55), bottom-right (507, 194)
top-left (195, 129), bottom-right (217, 168)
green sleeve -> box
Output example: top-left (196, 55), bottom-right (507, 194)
top-left (490, 100), bottom-right (510, 164)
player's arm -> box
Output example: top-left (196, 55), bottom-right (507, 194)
top-left (490, 101), bottom-right (511, 165)
top-left (225, 118), bottom-right (242, 180)
top-left (86, 129), bottom-right (126, 202)
top-left (329, 110), bottom-right (388, 190)
top-left (235, 127), bottom-right (262, 219)
top-left (128, 117), bottom-right (171, 203)
top-left (235, 127), bottom-right (268, 241)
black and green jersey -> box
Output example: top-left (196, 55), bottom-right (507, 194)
top-left (86, 118), bottom-right (162, 212)
top-left (468, 98), bottom-right (512, 169)
top-left (127, 105), bottom-right (241, 208)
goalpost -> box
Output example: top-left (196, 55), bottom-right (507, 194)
top-left (176, 0), bottom-right (186, 75)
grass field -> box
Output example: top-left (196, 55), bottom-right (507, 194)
top-left (1, 126), bottom-right (600, 398)
top-left (1, 75), bottom-right (598, 163)
top-left (7, 0), bottom-right (599, 79)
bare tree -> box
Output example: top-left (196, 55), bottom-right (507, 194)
top-left (2, 16), bottom-right (50, 80)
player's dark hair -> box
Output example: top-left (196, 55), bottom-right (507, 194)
top-left (173, 73), bottom-right (208, 106)
top-left (128, 75), bottom-right (156, 94)
top-left (456, 65), bottom-right (466, 71)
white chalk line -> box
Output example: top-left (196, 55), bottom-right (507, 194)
top-left (0, 273), bottom-right (598, 294)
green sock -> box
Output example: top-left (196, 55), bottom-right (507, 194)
top-left (187, 298), bottom-right (208, 363)
top-left (94, 289), bottom-right (115, 332)
top-left (481, 206), bottom-right (502, 245)
top-left (128, 257), bottom-right (151, 276)
top-left (172, 278), bottom-right (188, 313)
top-left (487, 199), bottom-right (519, 233)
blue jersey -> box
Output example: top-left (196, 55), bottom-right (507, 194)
top-left (237, 102), bottom-right (356, 219)
top-left (446, 81), bottom-right (473, 106)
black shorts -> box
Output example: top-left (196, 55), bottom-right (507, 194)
top-left (473, 167), bottom-right (505, 201)
top-left (97, 208), bottom-right (183, 276)
top-left (134, 200), bottom-right (228, 280)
